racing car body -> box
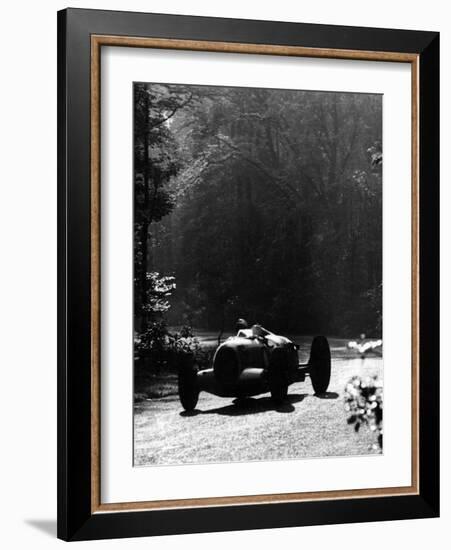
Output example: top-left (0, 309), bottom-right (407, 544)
top-left (178, 326), bottom-right (331, 412)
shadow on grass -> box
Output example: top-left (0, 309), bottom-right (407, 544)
top-left (314, 391), bottom-right (339, 399)
top-left (180, 393), bottom-right (308, 417)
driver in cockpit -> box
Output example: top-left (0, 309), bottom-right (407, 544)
top-left (235, 318), bottom-right (269, 341)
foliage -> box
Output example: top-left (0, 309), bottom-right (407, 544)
top-left (148, 85), bottom-right (382, 336)
top-left (134, 83), bottom-right (193, 327)
top-left (134, 83), bottom-right (384, 377)
top-left (135, 321), bottom-right (205, 372)
top-left (344, 375), bottom-right (383, 449)
top-left (141, 272), bottom-right (176, 314)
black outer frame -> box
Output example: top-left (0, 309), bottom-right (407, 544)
top-left (57, 8), bottom-right (439, 542)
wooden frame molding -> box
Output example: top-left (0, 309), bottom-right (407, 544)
top-left (90, 34), bottom-right (420, 515)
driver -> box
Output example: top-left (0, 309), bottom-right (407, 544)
top-left (235, 319), bottom-right (269, 343)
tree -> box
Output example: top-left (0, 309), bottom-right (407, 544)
top-left (134, 83), bottom-right (192, 331)
top-left (136, 84), bottom-right (383, 340)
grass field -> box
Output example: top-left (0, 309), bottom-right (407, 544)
top-left (134, 334), bottom-right (383, 466)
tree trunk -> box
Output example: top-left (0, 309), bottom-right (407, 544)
top-left (140, 88), bottom-right (150, 331)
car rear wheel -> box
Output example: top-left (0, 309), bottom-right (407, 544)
top-left (268, 348), bottom-right (289, 404)
top-left (178, 355), bottom-right (199, 411)
top-left (309, 336), bottom-right (331, 395)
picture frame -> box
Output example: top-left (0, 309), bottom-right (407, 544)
top-left (57, 7), bottom-right (439, 541)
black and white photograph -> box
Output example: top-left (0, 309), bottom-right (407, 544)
top-left (133, 82), bottom-right (384, 466)
top-left (0, 0), bottom-right (444, 546)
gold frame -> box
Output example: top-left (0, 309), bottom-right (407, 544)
top-left (90, 35), bottom-right (419, 514)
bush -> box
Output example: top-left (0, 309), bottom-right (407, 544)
top-left (135, 322), bottom-right (209, 372)
top-left (344, 375), bottom-right (383, 449)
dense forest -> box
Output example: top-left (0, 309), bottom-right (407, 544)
top-left (134, 82), bottom-right (382, 366)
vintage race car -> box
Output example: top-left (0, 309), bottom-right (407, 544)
top-left (178, 326), bottom-right (331, 411)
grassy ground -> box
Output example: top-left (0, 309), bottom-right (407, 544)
top-left (134, 353), bottom-right (383, 466)
top-left (135, 371), bottom-right (179, 400)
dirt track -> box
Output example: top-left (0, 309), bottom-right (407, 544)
top-left (134, 356), bottom-right (382, 466)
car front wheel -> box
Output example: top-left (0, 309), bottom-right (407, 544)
top-left (178, 355), bottom-right (199, 411)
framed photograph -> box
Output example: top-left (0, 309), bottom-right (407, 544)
top-left (57, 8), bottom-right (439, 541)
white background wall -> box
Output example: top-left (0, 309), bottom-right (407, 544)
top-left (0, 0), bottom-right (448, 548)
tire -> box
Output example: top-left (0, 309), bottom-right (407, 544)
top-left (309, 336), bottom-right (331, 395)
top-left (178, 355), bottom-right (199, 411)
top-left (268, 348), bottom-right (289, 403)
